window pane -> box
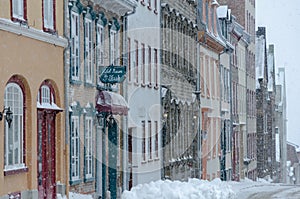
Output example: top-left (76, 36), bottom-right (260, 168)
top-left (13, 0), bottom-right (24, 19)
top-left (4, 83), bottom-right (24, 168)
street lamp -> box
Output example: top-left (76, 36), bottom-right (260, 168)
top-left (96, 111), bottom-right (105, 126)
top-left (0, 107), bottom-right (13, 128)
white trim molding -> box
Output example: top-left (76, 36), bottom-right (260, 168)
top-left (0, 18), bottom-right (68, 47)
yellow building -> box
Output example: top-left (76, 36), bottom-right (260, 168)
top-left (0, 0), bottom-right (68, 198)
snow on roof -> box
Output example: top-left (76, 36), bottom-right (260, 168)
top-left (161, 87), bottom-right (168, 98)
top-left (275, 67), bottom-right (286, 106)
top-left (255, 35), bottom-right (266, 89)
top-left (37, 102), bottom-right (63, 111)
top-left (267, 47), bottom-right (275, 92)
top-left (217, 5), bottom-right (228, 19)
top-left (276, 67), bottom-right (285, 86)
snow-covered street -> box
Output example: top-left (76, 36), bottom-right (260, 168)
top-left (121, 178), bottom-right (300, 199)
top-left (231, 180), bottom-right (300, 199)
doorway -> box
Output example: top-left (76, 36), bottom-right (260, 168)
top-left (37, 110), bottom-right (57, 199)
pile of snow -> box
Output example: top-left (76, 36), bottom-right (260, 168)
top-left (122, 178), bottom-right (236, 199)
top-left (68, 192), bottom-right (93, 199)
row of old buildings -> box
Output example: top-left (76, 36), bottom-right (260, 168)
top-left (0, 0), bottom-right (288, 199)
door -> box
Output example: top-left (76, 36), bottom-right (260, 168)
top-left (38, 110), bottom-right (56, 199)
top-left (128, 128), bottom-right (133, 190)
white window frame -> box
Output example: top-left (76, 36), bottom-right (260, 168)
top-left (155, 121), bottom-right (159, 158)
top-left (85, 117), bottom-right (93, 179)
top-left (96, 24), bottom-right (104, 67)
top-left (4, 83), bottom-right (25, 171)
top-left (154, 48), bottom-right (158, 86)
top-left (43, 0), bottom-right (54, 30)
top-left (12, 0), bottom-right (25, 20)
top-left (85, 18), bottom-right (93, 83)
top-left (71, 11), bottom-right (80, 81)
top-left (71, 116), bottom-right (80, 181)
top-left (110, 29), bottom-right (119, 65)
top-left (148, 46), bottom-right (152, 84)
top-left (148, 121), bottom-right (152, 159)
top-left (142, 121), bottom-right (146, 161)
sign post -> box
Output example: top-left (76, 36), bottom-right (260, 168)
top-left (99, 65), bottom-right (126, 199)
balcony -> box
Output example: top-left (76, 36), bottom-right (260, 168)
top-left (95, 0), bottom-right (137, 16)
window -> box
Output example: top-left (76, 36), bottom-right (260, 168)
top-left (128, 38), bottom-right (131, 81)
top-left (155, 121), bottom-right (158, 158)
top-left (85, 18), bottom-right (93, 83)
top-left (141, 43), bottom-right (145, 85)
top-left (154, 0), bottom-right (158, 13)
top-left (206, 56), bottom-right (210, 98)
top-left (71, 11), bottom-right (80, 81)
top-left (85, 117), bottom-right (93, 179)
top-left (41, 85), bottom-right (51, 103)
top-left (148, 121), bottom-right (152, 159)
top-left (135, 40), bottom-right (139, 83)
top-left (200, 55), bottom-right (205, 96)
top-left (4, 83), bottom-right (25, 171)
top-left (154, 48), bottom-right (158, 87)
top-left (148, 46), bottom-right (152, 85)
top-left (110, 30), bottom-right (119, 65)
top-left (71, 116), bottom-right (80, 181)
top-left (142, 121), bottom-right (146, 161)
top-left (43, 0), bottom-right (55, 31)
top-left (11, 0), bottom-right (27, 22)
top-left (96, 24), bottom-right (104, 67)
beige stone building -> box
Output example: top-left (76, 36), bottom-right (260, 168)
top-left (64, 0), bottom-right (136, 198)
top-left (0, 0), bottom-right (68, 198)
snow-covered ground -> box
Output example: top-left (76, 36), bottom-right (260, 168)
top-left (122, 178), bottom-right (235, 199)
top-left (57, 178), bottom-right (300, 199)
top-left (122, 178), bottom-right (300, 199)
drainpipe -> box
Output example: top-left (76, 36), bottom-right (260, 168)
top-left (122, 7), bottom-right (136, 192)
top-left (195, 42), bottom-right (202, 179)
top-left (218, 50), bottom-right (223, 180)
top-left (245, 45), bottom-right (249, 179)
top-left (63, 0), bottom-right (70, 196)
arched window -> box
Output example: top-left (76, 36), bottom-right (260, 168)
top-left (37, 83), bottom-right (59, 109)
top-left (4, 82), bottom-right (25, 170)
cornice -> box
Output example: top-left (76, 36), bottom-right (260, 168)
top-left (0, 18), bottom-right (68, 48)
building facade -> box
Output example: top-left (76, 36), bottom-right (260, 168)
top-left (266, 44), bottom-right (277, 180)
top-left (161, 0), bottom-right (201, 180)
top-left (218, 0), bottom-right (257, 181)
top-left (217, 5), bottom-right (234, 181)
top-left (0, 0), bottom-right (68, 198)
top-left (198, 0), bottom-right (226, 180)
top-left (275, 67), bottom-right (288, 183)
top-left (231, 19), bottom-right (250, 181)
top-left (64, 0), bottom-right (136, 198)
top-left (126, 0), bottom-right (162, 188)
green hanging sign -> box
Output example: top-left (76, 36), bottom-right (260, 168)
top-left (100, 65), bottom-right (126, 84)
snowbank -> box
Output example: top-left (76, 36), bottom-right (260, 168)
top-left (122, 178), bottom-right (236, 199)
top-left (66, 192), bottom-right (93, 199)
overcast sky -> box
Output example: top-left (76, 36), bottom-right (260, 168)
top-left (256, 0), bottom-right (300, 146)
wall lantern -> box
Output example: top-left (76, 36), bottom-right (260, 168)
top-left (96, 111), bottom-right (105, 126)
top-left (0, 107), bottom-right (13, 128)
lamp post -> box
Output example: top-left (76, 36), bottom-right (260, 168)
top-left (97, 111), bottom-right (108, 199)
top-left (0, 107), bottom-right (13, 128)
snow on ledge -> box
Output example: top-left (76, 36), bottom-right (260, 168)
top-left (122, 178), bottom-right (236, 199)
